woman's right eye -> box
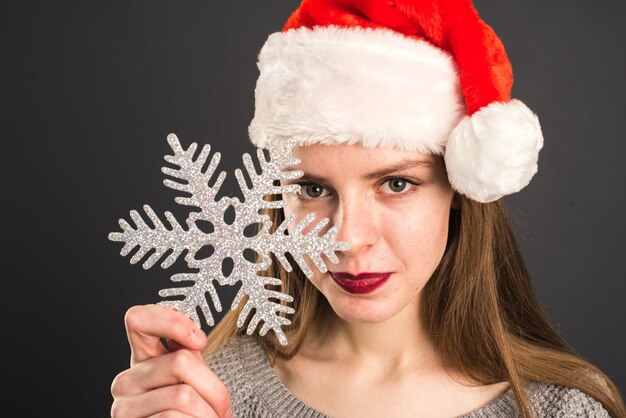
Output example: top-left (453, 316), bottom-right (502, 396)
top-left (297, 183), bottom-right (330, 200)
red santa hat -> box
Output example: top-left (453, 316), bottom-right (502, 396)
top-left (248, 0), bottom-right (544, 203)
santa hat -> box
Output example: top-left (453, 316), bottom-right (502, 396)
top-left (248, 0), bottom-right (544, 203)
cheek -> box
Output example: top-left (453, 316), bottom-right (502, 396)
top-left (281, 196), bottom-right (294, 217)
top-left (281, 196), bottom-right (299, 233)
top-left (281, 195), bottom-right (332, 235)
top-left (388, 203), bottom-right (450, 272)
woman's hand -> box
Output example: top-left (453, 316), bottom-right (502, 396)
top-left (111, 304), bottom-right (233, 418)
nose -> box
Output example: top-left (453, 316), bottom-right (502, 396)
top-left (333, 193), bottom-right (378, 256)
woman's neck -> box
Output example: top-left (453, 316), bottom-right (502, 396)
top-left (302, 295), bottom-right (441, 375)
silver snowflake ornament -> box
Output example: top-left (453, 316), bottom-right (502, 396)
top-left (109, 134), bottom-right (350, 345)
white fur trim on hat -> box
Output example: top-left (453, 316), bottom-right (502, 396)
top-left (444, 99), bottom-right (544, 203)
top-left (249, 26), bottom-right (465, 154)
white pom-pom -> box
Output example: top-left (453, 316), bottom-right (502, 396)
top-left (444, 99), bottom-right (544, 203)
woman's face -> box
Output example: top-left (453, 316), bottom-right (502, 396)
top-left (281, 143), bottom-right (456, 324)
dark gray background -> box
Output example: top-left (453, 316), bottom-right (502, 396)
top-left (3, 1), bottom-right (625, 416)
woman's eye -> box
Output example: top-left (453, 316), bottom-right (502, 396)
top-left (298, 183), bottom-right (329, 200)
top-left (381, 178), bottom-right (412, 194)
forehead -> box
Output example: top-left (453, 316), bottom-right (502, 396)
top-left (292, 143), bottom-right (437, 168)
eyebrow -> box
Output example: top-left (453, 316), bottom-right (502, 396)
top-left (294, 158), bottom-right (433, 183)
top-left (361, 158), bottom-right (433, 180)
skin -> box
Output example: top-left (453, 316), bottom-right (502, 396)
top-left (272, 143), bottom-right (509, 417)
top-left (112, 143), bottom-right (507, 418)
top-left (110, 305), bottom-right (233, 418)
top-left (281, 143), bottom-right (456, 363)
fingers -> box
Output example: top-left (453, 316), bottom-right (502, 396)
top-left (111, 349), bottom-right (232, 417)
top-left (147, 412), bottom-right (198, 418)
top-left (147, 413), bottom-right (197, 418)
top-left (111, 384), bottom-right (220, 418)
top-left (124, 305), bottom-right (207, 365)
top-left (114, 305), bottom-right (232, 418)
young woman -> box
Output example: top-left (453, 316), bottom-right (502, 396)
top-left (110, 1), bottom-right (625, 417)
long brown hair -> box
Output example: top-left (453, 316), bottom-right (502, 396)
top-left (204, 195), bottom-right (626, 418)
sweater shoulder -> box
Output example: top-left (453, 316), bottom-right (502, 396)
top-left (204, 333), bottom-right (329, 418)
top-left (204, 333), bottom-right (270, 417)
top-left (527, 381), bottom-right (611, 418)
top-left (204, 333), bottom-right (247, 387)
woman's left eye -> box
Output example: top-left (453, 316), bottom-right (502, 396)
top-left (380, 178), bottom-right (415, 194)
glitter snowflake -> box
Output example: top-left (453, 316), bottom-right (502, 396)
top-left (109, 134), bottom-right (349, 345)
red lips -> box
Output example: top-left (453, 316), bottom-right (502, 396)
top-left (329, 272), bottom-right (391, 294)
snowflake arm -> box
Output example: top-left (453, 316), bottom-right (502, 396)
top-left (108, 205), bottom-right (206, 270)
top-left (158, 272), bottom-right (222, 327)
top-left (161, 134), bottom-right (228, 224)
top-left (233, 272), bottom-right (296, 345)
top-left (234, 146), bottom-right (302, 213)
top-left (251, 212), bottom-right (348, 278)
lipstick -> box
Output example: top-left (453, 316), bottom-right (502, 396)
top-left (329, 272), bottom-right (391, 294)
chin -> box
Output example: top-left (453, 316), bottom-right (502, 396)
top-left (326, 293), bottom-right (399, 324)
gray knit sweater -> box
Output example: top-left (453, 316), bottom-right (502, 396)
top-left (206, 334), bottom-right (610, 417)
